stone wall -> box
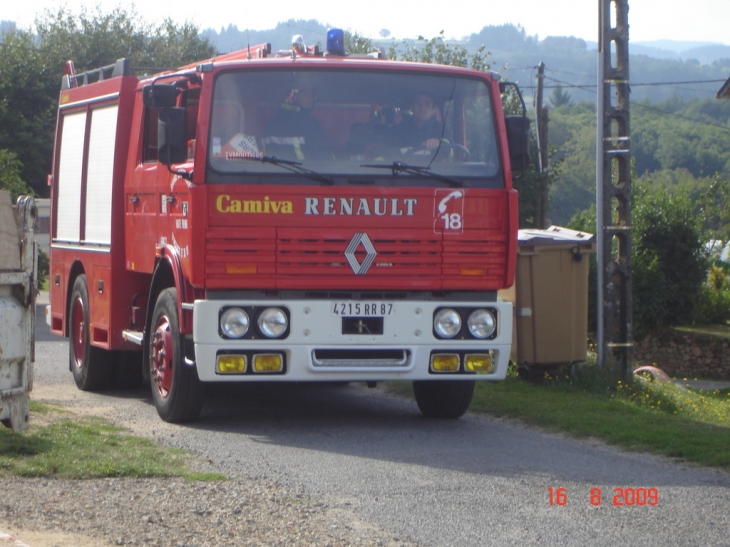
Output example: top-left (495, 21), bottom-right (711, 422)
top-left (633, 331), bottom-right (730, 380)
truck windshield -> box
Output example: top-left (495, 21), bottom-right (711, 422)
top-left (207, 68), bottom-right (503, 187)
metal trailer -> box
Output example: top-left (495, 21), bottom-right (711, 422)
top-left (0, 191), bottom-right (37, 432)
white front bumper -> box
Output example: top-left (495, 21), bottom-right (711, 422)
top-left (193, 298), bottom-right (512, 382)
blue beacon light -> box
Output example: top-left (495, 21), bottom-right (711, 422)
top-left (326, 28), bottom-right (346, 56)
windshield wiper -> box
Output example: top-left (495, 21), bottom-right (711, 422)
top-left (360, 161), bottom-right (462, 188)
top-left (243, 155), bottom-right (334, 186)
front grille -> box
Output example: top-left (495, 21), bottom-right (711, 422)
top-left (205, 227), bottom-right (509, 290)
top-left (311, 349), bottom-right (410, 367)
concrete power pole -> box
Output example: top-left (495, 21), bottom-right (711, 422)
top-left (596, 0), bottom-right (632, 374)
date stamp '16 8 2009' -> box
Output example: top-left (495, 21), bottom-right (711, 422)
top-left (548, 487), bottom-right (659, 507)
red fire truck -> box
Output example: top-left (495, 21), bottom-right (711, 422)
top-left (47, 30), bottom-right (529, 422)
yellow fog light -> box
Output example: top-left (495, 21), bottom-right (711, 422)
top-left (430, 354), bottom-right (459, 372)
top-left (465, 353), bottom-right (494, 373)
top-left (253, 354), bottom-right (283, 373)
top-left (217, 354), bottom-right (246, 374)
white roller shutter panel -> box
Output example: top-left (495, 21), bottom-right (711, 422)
top-left (84, 105), bottom-right (118, 245)
top-left (55, 111), bottom-right (87, 242)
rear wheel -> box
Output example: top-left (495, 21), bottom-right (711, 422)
top-left (149, 288), bottom-right (205, 422)
top-left (69, 275), bottom-right (111, 391)
top-left (412, 380), bottom-right (475, 419)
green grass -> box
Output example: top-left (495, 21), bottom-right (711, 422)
top-left (389, 364), bottom-right (730, 471)
top-left (0, 403), bottom-right (225, 480)
top-left (673, 323), bottom-right (730, 340)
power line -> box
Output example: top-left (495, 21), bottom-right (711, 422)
top-left (531, 74), bottom-right (730, 134)
top-left (632, 79), bottom-right (726, 87)
top-left (543, 75), bottom-right (726, 90)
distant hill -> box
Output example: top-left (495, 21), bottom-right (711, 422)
top-left (201, 19), bottom-right (329, 55)
top-left (3, 17), bottom-right (728, 104)
top-left (632, 41), bottom-right (730, 65)
top-left (198, 23), bottom-right (730, 104)
top-left (635, 40), bottom-right (726, 54)
top-left (0, 20), bottom-right (16, 34)
top-left (459, 26), bottom-right (730, 104)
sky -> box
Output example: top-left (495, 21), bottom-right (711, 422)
top-left (3, 0), bottom-right (730, 46)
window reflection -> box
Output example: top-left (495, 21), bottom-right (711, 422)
top-left (208, 69), bottom-right (501, 185)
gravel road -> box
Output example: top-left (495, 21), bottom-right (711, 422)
top-left (2, 308), bottom-right (730, 547)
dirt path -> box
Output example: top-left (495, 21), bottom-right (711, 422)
top-left (0, 522), bottom-right (100, 547)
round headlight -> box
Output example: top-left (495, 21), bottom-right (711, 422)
top-left (258, 307), bottom-right (288, 338)
top-left (434, 308), bottom-right (461, 339)
top-left (220, 307), bottom-right (249, 338)
top-left (468, 309), bottom-right (496, 339)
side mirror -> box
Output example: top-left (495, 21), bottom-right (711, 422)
top-left (158, 107), bottom-right (188, 164)
top-left (505, 115), bottom-right (531, 178)
top-left (143, 84), bottom-right (179, 108)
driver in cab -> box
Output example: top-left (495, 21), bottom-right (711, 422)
top-left (389, 92), bottom-right (452, 154)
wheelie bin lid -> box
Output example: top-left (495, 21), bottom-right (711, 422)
top-left (517, 225), bottom-right (595, 248)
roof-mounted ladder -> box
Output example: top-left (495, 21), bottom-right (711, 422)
top-left (61, 59), bottom-right (130, 90)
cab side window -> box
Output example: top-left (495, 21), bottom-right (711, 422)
top-left (142, 106), bottom-right (159, 162)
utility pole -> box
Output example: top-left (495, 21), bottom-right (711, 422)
top-left (596, 0), bottom-right (632, 375)
top-left (534, 62), bottom-right (550, 229)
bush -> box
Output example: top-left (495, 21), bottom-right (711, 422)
top-left (633, 185), bottom-right (707, 334)
top-left (37, 248), bottom-right (49, 290)
top-left (694, 286), bottom-right (730, 324)
top-left (568, 182), bottom-right (708, 337)
top-left (568, 205), bottom-right (598, 332)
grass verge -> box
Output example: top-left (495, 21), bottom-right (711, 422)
top-left (0, 402), bottom-right (225, 480)
top-left (673, 324), bottom-right (730, 340)
top-left (388, 364), bottom-right (730, 471)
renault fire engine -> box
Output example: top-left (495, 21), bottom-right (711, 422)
top-left (47, 30), bottom-right (529, 422)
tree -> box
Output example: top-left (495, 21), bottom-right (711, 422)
top-left (632, 182), bottom-right (707, 335)
top-left (569, 181), bottom-right (709, 336)
top-left (548, 86), bottom-right (572, 108)
top-left (33, 6), bottom-right (216, 72)
top-left (0, 27), bottom-right (56, 195)
top-left (0, 6), bottom-right (216, 196)
top-left (389, 31), bottom-right (492, 72)
top-left (0, 150), bottom-right (32, 200)
top-left (466, 24), bottom-right (538, 53)
top-left (344, 30), bottom-right (374, 55)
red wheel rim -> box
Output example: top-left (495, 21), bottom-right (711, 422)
top-left (151, 316), bottom-right (174, 398)
top-left (71, 297), bottom-right (86, 368)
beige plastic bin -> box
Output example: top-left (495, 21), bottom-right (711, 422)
top-left (499, 226), bottom-right (595, 366)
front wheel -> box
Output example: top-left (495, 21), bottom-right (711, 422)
top-left (149, 288), bottom-right (205, 423)
top-left (412, 380), bottom-right (475, 419)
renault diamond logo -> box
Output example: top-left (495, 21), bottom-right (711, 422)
top-left (345, 233), bottom-right (377, 275)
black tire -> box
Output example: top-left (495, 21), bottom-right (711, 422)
top-left (112, 350), bottom-right (143, 390)
top-left (149, 288), bottom-right (205, 423)
top-left (412, 380), bottom-right (475, 419)
top-left (69, 275), bottom-right (112, 391)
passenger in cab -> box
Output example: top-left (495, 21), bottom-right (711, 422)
top-left (262, 80), bottom-right (332, 161)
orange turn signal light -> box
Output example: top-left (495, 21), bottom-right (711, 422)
top-left (226, 265), bottom-right (258, 275)
top-left (460, 268), bottom-right (487, 276)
